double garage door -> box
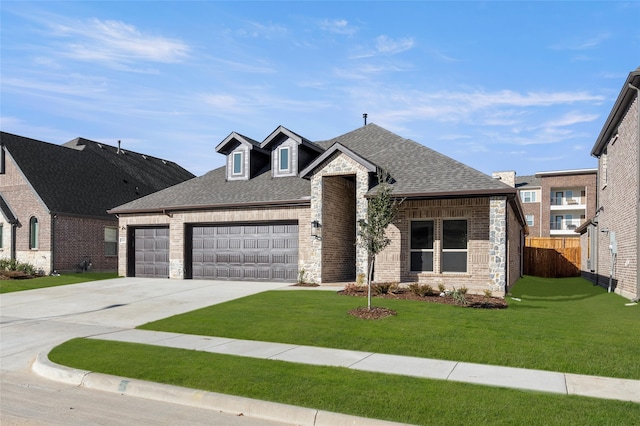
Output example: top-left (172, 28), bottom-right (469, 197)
top-left (191, 223), bottom-right (299, 282)
top-left (132, 223), bottom-right (299, 282)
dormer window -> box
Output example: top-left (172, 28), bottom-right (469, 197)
top-left (279, 147), bottom-right (290, 172)
top-left (232, 151), bottom-right (243, 176)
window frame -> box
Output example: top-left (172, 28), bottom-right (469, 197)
top-left (278, 146), bottom-right (290, 172)
top-left (232, 151), bottom-right (243, 176)
top-left (441, 219), bottom-right (468, 273)
top-left (104, 227), bottom-right (118, 256)
top-left (29, 216), bottom-right (38, 249)
top-left (0, 223), bottom-right (3, 249)
top-left (525, 214), bottom-right (535, 227)
top-left (410, 219), bottom-right (435, 272)
top-left (520, 190), bottom-right (537, 203)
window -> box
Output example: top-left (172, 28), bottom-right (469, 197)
top-left (279, 147), bottom-right (290, 172)
top-left (410, 220), bottom-right (434, 272)
top-left (104, 227), bottom-right (118, 256)
top-left (520, 191), bottom-right (536, 203)
top-left (0, 224), bottom-right (3, 249)
top-left (601, 148), bottom-right (608, 188)
top-left (525, 215), bottom-right (534, 226)
top-left (442, 219), bottom-right (467, 273)
top-left (232, 151), bottom-right (243, 175)
top-left (29, 217), bottom-right (38, 249)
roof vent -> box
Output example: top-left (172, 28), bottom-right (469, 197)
top-left (142, 154), bottom-right (147, 160)
top-left (117, 140), bottom-right (121, 154)
top-left (97, 143), bottom-right (103, 149)
top-left (162, 160), bottom-right (167, 165)
top-left (363, 113), bottom-right (368, 126)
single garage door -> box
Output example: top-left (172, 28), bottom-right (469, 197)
top-left (191, 223), bottom-right (298, 282)
top-left (134, 227), bottom-right (169, 278)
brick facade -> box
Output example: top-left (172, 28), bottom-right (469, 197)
top-left (0, 152), bottom-right (52, 273)
top-left (539, 172), bottom-right (596, 237)
top-left (373, 197), bottom-right (519, 296)
top-left (593, 95), bottom-right (638, 299)
top-left (53, 215), bottom-right (118, 273)
top-left (117, 206), bottom-right (311, 279)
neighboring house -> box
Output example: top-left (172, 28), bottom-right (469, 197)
top-left (0, 132), bottom-right (195, 274)
top-left (110, 124), bottom-right (527, 296)
top-left (577, 67), bottom-right (640, 301)
top-left (515, 169), bottom-right (597, 238)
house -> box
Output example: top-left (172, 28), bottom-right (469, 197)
top-left (515, 169), bottom-right (597, 238)
top-left (110, 124), bottom-right (527, 296)
top-left (577, 67), bottom-right (640, 301)
top-left (0, 132), bottom-right (195, 274)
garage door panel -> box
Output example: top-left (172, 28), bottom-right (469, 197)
top-left (134, 227), bottom-right (170, 278)
top-left (192, 222), bottom-right (298, 282)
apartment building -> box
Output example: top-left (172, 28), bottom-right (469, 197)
top-left (515, 169), bottom-right (597, 238)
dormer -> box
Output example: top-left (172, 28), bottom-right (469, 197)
top-left (261, 126), bottom-right (324, 178)
top-left (215, 132), bottom-right (269, 181)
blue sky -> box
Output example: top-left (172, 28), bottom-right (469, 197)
top-left (1, 2), bottom-right (638, 177)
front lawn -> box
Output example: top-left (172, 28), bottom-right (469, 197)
top-left (49, 338), bottom-right (640, 426)
top-left (139, 276), bottom-right (639, 379)
top-left (0, 272), bottom-right (119, 294)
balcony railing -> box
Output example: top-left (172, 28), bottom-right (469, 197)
top-left (550, 197), bottom-right (583, 206)
top-left (550, 219), bottom-right (582, 231)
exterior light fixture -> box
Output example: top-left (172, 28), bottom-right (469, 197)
top-left (311, 220), bottom-right (321, 239)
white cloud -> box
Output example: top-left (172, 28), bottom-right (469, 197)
top-left (235, 21), bottom-right (288, 39)
top-left (51, 18), bottom-right (190, 67)
top-left (550, 33), bottom-right (610, 51)
top-left (375, 35), bottom-right (414, 55)
top-left (544, 111), bottom-right (599, 127)
top-left (318, 19), bottom-right (357, 36)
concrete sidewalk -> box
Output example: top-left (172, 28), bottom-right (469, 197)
top-left (36, 329), bottom-right (640, 407)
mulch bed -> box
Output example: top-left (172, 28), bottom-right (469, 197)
top-left (340, 285), bottom-right (508, 319)
top-left (0, 271), bottom-right (36, 280)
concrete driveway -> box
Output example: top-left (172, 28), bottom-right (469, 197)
top-left (1, 277), bottom-right (288, 372)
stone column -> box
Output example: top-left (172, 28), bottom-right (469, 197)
top-left (489, 196), bottom-right (507, 292)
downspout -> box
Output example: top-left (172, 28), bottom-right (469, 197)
top-left (629, 83), bottom-right (640, 302)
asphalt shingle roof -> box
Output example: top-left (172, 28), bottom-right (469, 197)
top-left (111, 124), bottom-right (515, 213)
top-left (515, 175), bottom-right (541, 189)
top-left (1, 132), bottom-right (195, 218)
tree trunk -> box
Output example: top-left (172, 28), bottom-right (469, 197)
top-left (367, 255), bottom-right (375, 310)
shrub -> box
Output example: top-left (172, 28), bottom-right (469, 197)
top-left (356, 273), bottom-right (366, 286)
top-left (408, 283), bottom-right (434, 297)
top-left (483, 289), bottom-right (493, 298)
top-left (451, 286), bottom-right (468, 306)
top-left (373, 282), bottom-right (399, 295)
top-left (343, 283), bottom-right (367, 295)
top-left (0, 259), bottom-right (36, 275)
top-left (437, 283), bottom-right (446, 293)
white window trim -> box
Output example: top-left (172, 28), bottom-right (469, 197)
top-left (29, 217), bottom-right (38, 249)
top-left (278, 147), bottom-right (290, 172)
top-left (526, 215), bottom-right (535, 226)
top-left (520, 190), bottom-right (537, 203)
top-left (232, 151), bottom-right (243, 176)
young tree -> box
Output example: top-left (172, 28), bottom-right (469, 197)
top-left (357, 171), bottom-right (403, 310)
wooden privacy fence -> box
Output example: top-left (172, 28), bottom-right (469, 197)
top-left (524, 237), bottom-right (581, 278)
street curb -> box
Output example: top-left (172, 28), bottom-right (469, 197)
top-left (34, 351), bottom-right (409, 426)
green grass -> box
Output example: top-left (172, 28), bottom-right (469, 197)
top-left (139, 276), bottom-right (640, 379)
top-left (0, 272), bottom-right (119, 293)
top-left (49, 338), bottom-right (640, 426)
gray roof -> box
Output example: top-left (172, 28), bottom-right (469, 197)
top-left (111, 123), bottom-right (515, 213)
top-left (515, 175), bottom-right (541, 189)
top-left (1, 132), bottom-right (195, 218)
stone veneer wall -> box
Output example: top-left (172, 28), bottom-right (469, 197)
top-left (117, 206), bottom-right (310, 279)
top-left (489, 196), bottom-right (507, 293)
top-left (307, 152), bottom-right (370, 284)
